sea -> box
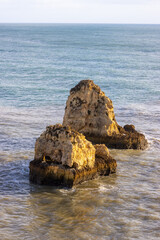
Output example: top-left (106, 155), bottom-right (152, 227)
top-left (0, 24), bottom-right (160, 240)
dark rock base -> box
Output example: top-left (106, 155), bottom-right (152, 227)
top-left (85, 125), bottom-right (148, 150)
top-left (29, 156), bottom-right (117, 188)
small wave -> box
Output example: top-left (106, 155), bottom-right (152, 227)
top-left (144, 134), bottom-right (160, 150)
top-left (59, 188), bottom-right (76, 195)
top-left (98, 184), bottom-right (115, 193)
top-left (151, 138), bottom-right (160, 149)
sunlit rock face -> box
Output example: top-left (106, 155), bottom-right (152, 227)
top-left (34, 124), bottom-right (95, 170)
top-left (63, 80), bottom-right (148, 150)
top-left (63, 80), bottom-right (119, 137)
top-left (29, 124), bottom-right (117, 187)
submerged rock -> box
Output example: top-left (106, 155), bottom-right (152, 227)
top-left (63, 80), bottom-right (148, 150)
top-left (29, 124), bottom-right (116, 187)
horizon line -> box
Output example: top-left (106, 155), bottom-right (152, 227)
top-left (0, 22), bottom-right (160, 25)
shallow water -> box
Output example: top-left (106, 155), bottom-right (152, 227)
top-left (0, 24), bottom-right (160, 239)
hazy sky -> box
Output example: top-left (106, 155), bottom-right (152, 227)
top-left (0, 0), bottom-right (160, 23)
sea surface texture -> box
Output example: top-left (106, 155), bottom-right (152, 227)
top-left (0, 24), bottom-right (160, 240)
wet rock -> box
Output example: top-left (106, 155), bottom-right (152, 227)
top-left (123, 124), bottom-right (135, 133)
top-left (63, 80), bottom-right (148, 150)
top-left (29, 124), bottom-right (116, 187)
top-left (94, 144), bottom-right (117, 174)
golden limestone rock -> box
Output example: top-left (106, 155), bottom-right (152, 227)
top-left (63, 80), bottom-right (148, 150)
top-left (34, 124), bottom-right (95, 170)
top-left (29, 124), bottom-right (116, 187)
top-left (63, 80), bottom-right (119, 137)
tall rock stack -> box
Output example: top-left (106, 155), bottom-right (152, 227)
top-left (63, 80), bottom-right (148, 150)
top-left (63, 80), bottom-right (119, 137)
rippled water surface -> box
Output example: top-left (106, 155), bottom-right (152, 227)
top-left (0, 24), bottom-right (160, 239)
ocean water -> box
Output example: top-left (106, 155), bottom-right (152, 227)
top-left (0, 24), bottom-right (160, 240)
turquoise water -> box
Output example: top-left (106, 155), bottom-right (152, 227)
top-left (0, 24), bottom-right (160, 239)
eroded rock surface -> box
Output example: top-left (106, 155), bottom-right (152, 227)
top-left (34, 124), bottom-right (95, 170)
top-left (30, 124), bottom-right (116, 187)
top-left (63, 80), bottom-right (119, 136)
top-left (63, 80), bottom-right (148, 150)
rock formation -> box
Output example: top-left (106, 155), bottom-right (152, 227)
top-left (94, 144), bottom-right (116, 174)
top-left (63, 80), bottom-right (119, 137)
top-left (34, 124), bottom-right (95, 170)
top-left (63, 80), bottom-right (148, 150)
top-left (29, 124), bottom-right (116, 187)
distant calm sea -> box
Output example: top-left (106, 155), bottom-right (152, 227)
top-left (0, 24), bottom-right (160, 240)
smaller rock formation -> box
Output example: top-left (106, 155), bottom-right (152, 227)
top-left (29, 124), bottom-right (116, 187)
top-left (63, 80), bottom-right (148, 150)
top-left (34, 124), bottom-right (95, 170)
top-left (94, 144), bottom-right (117, 175)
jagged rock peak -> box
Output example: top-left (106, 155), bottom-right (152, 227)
top-left (70, 80), bottom-right (101, 94)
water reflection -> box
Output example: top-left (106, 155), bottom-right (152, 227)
top-left (0, 148), bottom-right (160, 239)
top-left (27, 176), bottom-right (118, 240)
